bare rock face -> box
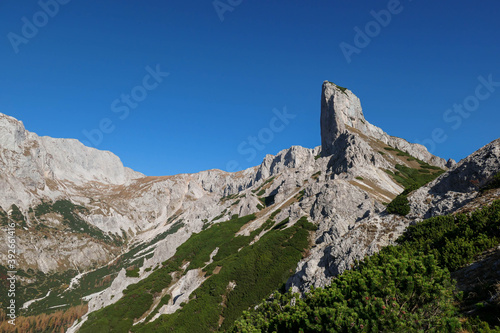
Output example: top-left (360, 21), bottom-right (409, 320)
top-left (320, 81), bottom-right (447, 168)
top-left (320, 82), bottom-right (348, 155)
top-left (430, 139), bottom-right (500, 193)
top-left (408, 138), bottom-right (500, 219)
top-left (287, 135), bottom-right (500, 294)
top-left (0, 113), bottom-right (143, 210)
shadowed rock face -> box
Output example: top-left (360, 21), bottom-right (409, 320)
top-left (320, 82), bottom-right (348, 155)
top-left (430, 138), bottom-right (500, 194)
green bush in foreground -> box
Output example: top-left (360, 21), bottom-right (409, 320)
top-left (386, 194), bottom-right (410, 216)
top-left (234, 250), bottom-right (460, 332)
top-left (396, 200), bottom-right (500, 272)
top-left (235, 201), bottom-right (500, 332)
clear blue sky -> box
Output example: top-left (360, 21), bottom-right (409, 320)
top-left (1, 1), bottom-right (499, 176)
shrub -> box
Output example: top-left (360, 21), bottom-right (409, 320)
top-left (386, 194), bottom-right (410, 216)
top-left (311, 171), bottom-right (321, 180)
top-left (126, 268), bottom-right (140, 278)
top-left (482, 172), bottom-right (500, 191)
top-left (269, 209), bottom-right (281, 220)
top-left (235, 201), bottom-right (500, 332)
top-left (396, 200), bottom-right (500, 271)
top-left (132, 217), bottom-right (316, 333)
top-left (234, 250), bottom-right (460, 332)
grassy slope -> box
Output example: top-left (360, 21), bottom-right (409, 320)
top-left (383, 146), bottom-right (446, 216)
top-left (0, 213), bottom-right (184, 319)
top-left (79, 214), bottom-right (316, 333)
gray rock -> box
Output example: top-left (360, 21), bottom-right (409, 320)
top-left (320, 81), bottom-right (448, 168)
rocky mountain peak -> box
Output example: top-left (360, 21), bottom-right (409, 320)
top-left (320, 81), bottom-right (450, 169)
top-left (0, 112), bottom-right (144, 210)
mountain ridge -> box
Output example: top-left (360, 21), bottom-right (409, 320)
top-left (0, 81), bottom-right (498, 332)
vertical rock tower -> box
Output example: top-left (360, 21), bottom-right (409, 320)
top-left (320, 81), bottom-right (449, 168)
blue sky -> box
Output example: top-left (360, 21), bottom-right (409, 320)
top-left (1, 1), bottom-right (499, 176)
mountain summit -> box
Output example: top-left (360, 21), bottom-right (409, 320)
top-left (320, 81), bottom-right (450, 167)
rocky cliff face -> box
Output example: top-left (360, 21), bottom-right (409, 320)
top-left (0, 114), bottom-right (143, 209)
top-left (321, 81), bottom-right (451, 168)
top-left (1, 81), bottom-right (498, 331)
top-left (288, 127), bottom-right (500, 293)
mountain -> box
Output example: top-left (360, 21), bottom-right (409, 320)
top-left (0, 81), bottom-right (498, 332)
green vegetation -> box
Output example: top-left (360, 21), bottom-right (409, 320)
top-left (269, 209), bottom-right (281, 220)
top-left (263, 176), bottom-right (276, 186)
top-left (137, 220), bottom-right (184, 254)
top-left (355, 176), bottom-right (364, 181)
top-left (81, 214), bottom-right (255, 332)
top-left (143, 294), bottom-right (171, 323)
top-left (396, 200), bottom-right (500, 271)
top-left (235, 201), bottom-right (500, 332)
top-left (220, 193), bottom-right (240, 203)
top-left (0, 207), bottom-right (8, 226)
top-left (420, 164), bottom-right (442, 170)
top-left (80, 267), bottom-right (169, 332)
top-left (0, 267), bottom-right (77, 316)
top-left (328, 81), bottom-right (348, 95)
top-left (386, 193), bottom-right (410, 216)
top-left (257, 189), bottom-right (266, 196)
top-left (135, 217), bottom-right (315, 333)
top-left (311, 171), bottom-right (321, 180)
top-left (33, 200), bottom-right (119, 244)
top-left (164, 214), bottom-right (256, 271)
top-left (385, 163), bottom-right (444, 190)
top-left (212, 209), bottom-right (228, 222)
top-left (252, 176), bottom-right (276, 194)
top-left (16, 220), bottom-right (184, 317)
top-left (386, 186), bottom-right (417, 217)
top-left (272, 218), bottom-right (289, 230)
top-left (383, 148), bottom-right (445, 217)
top-left (81, 214), bottom-right (316, 333)
top-left (261, 219), bottom-right (275, 231)
top-left (259, 194), bottom-right (276, 208)
top-left (296, 190), bottom-right (305, 202)
top-left (314, 154), bottom-right (321, 160)
top-left (482, 172), bottom-right (500, 191)
top-left (236, 251), bottom-right (459, 332)
top-left (126, 267), bottom-right (140, 278)
top-left (10, 204), bottom-right (27, 228)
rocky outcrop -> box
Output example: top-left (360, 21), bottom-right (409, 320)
top-left (287, 137), bottom-right (500, 293)
top-left (408, 138), bottom-right (500, 219)
top-left (0, 113), bottom-right (143, 210)
top-left (430, 139), bottom-right (500, 193)
top-left (320, 81), bottom-right (448, 168)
